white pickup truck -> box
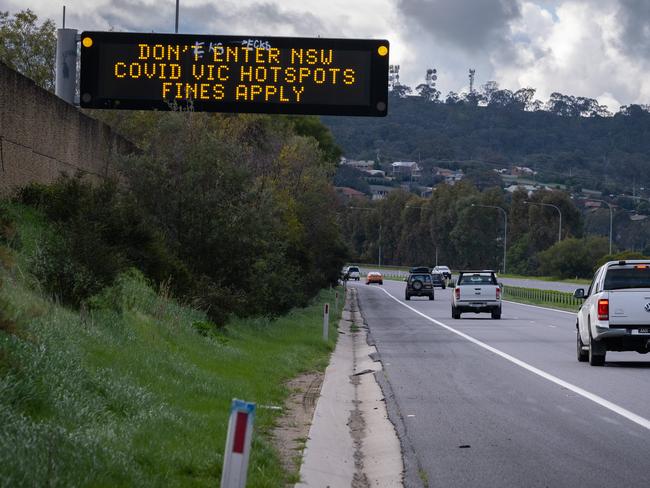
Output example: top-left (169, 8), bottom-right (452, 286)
top-left (575, 260), bottom-right (650, 366)
top-left (451, 270), bottom-right (502, 319)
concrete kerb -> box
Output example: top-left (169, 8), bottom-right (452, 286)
top-left (296, 288), bottom-right (403, 488)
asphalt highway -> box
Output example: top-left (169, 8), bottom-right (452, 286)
top-left (350, 279), bottom-right (650, 488)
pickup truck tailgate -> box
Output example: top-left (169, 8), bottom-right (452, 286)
top-left (608, 290), bottom-right (650, 326)
top-left (459, 286), bottom-right (498, 302)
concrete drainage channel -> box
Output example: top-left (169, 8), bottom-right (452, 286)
top-left (297, 288), bottom-right (403, 487)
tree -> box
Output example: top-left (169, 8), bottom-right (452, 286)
top-left (481, 81), bottom-right (499, 104)
top-left (513, 88), bottom-right (536, 111)
top-left (537, 236), bottom-right (609, 278)
top-left (0, 9), bottom-right (56, 91)
top-left (415, 83), bottom-right (440, 102)
top-left (390, 84), bottom-right (413, 98)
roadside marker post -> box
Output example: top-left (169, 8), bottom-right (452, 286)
top-left (335, 291), bottom-right (339, 312)
top-left (220, 399), bottom-right (256, 488)
top-left (323, 303), bottom-right (330, 341)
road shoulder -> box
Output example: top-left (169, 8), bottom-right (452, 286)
top-left (296, 288), bottom-right (403, 487)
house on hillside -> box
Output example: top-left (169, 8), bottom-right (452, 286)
top-left (335, 186), bottom-right (367, 203)
top-left (434, 167), bottom-right (464, 185)
top-left (364, 169), bottom-right (386, 178)
top-left (505, 184), bottom-right (538, 195)
top-left (391, 161), bottom-right (421, 179)
top-left (512, 166), bottom-right (537, 176)
top-left (340, 158), bottom-right (375, 171)
top-left (369, 185), bottom-right (397, 201)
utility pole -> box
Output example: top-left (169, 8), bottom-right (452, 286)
top-left (175, 0), bottom-right (180, 33)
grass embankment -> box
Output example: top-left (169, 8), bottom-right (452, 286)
top-left (0, 203), bottom-right (341, 486)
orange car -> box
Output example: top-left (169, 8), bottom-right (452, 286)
top-left (365, 271), bottom-right (383, 285)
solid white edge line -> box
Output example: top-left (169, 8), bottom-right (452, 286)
top-left (502, 299), bottom-right (577, 316)
top-left (379, 287), bottom-right (650, 431)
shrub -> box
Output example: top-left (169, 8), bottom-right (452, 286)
top-left (17, 177), bottom-right (191, 307)
top-left (537, 236), bottom-right (609, 279)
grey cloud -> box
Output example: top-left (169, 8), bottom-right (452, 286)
top-left (68, 0), bottom-right (325, 37)
top-left (396, 0), bottom-right (521, 51)
top-left (616, 0), bottom-right (650, 61)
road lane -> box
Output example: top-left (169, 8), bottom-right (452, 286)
top-left (353, 280), bottom-right (650, 488)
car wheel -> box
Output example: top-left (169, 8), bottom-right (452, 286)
top-left (491, 309), bottom-right (501, 319)
top-left (412, 280), bottom-right (423, 291)
top-left (379, 281), bottom-right (383, 285)
top-left (405, 293), bottom-right (410, 301)
top-left (429, 294), bottom-right (434, 300)
top-left (452, 307), bottom-right (460, 319)
top-left (577, 329), bottom-right (588, 362)
top-left (588, 327), bottom-right (606, 366)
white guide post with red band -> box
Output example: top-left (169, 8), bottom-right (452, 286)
top-left (220, 399), bottom-right (256, 488)
top-left (323, 303), bottom-right (330, 341)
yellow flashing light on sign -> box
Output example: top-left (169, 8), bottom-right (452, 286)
top-left (378, 45), bottom-right (388, 56)
top-left (82, 37), bottom-right (93, 48)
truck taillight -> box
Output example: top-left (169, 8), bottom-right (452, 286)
top-left (598, 299), bottom-right (609, 321)
top-left (455, 287), bottom-right (460, 300)
top-left (496, 287), bottom-right (501, 300)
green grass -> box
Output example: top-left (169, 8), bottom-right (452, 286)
top-left (0, 202), bottom-right (343, 487)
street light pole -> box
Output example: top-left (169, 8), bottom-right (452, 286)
top-left (471, 204), bottom-right (508, 274)
top-left (524, 201), bottom-right (562, 243)
top-left (175, 0), bottom-right (180, 33)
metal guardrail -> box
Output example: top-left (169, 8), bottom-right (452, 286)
top-left (502, 285), bottom-right (582, 309)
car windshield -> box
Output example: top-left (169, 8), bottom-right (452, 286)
top-left (348, 267), bottom-right (359, 272)
top-left (604, 266), bottom-right (650, 290)
top-left (459, 274), bottom-right (497, 285)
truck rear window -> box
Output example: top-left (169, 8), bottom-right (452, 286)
top-left (604, 267), bottom-right (650, 290)
top-left (458, 274), bottom-right (497, 285)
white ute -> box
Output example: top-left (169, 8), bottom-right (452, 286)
top-left (575, 260), bottom-right (650, 366)
top-left (452, 270), bottom-right (502, 319)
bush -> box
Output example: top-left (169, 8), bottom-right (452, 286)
top-left (596, 250), bottom-right (648, 269)
top-left (537, 236), bottom-right (609, 279)
top-left (17, 177), bottom-right (191, 307)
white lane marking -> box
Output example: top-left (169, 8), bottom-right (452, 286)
top-left (503, 299), bottom-right (577, 316)
top-left (380, 288), bottom-right (650, 432)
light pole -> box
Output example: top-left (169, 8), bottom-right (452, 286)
top-left (592, 199), bottom-right (614, 254)
top-left (524, 201), bottom-right (562, 243)
top-left (471, 204), bottom-right (508, 274)
top-left (349, 206), bottom-right (382, 267)
top-left (175, 0), bottom-right (180, 33)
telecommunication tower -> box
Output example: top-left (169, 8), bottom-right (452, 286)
top-left (389, 64), bottom-right (400, 89)
top-left (469, 69), bottom-right (476, 93)
top-left (425, 68), bottom-right (437, 89)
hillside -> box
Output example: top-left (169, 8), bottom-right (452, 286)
top-left (323, 96), bottom-right (650, 193)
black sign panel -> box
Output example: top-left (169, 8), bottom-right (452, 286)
top-left (79, 31), bottom-right (389, 116)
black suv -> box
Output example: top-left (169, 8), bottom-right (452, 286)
top-left (405, 272), bottom-right (435, 300)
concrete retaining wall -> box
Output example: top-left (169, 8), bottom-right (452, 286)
top-left (0, 62), bottom-right (134, 195)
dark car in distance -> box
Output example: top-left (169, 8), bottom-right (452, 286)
top-left (431, 273), bottom-right (446, 289)
top-left (405, 272), bottom-right (435, 300)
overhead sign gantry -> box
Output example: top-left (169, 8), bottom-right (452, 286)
top-left (79, 32), bottom-right (389, 116)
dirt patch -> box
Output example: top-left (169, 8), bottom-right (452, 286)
top-left (271, 371), bottom-right (325, 485)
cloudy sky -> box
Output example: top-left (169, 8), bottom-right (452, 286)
top-left (4, 0), bottom-right (650, 110)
